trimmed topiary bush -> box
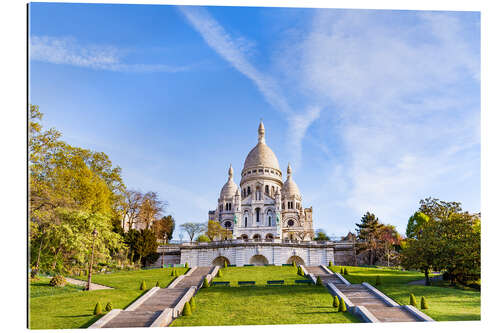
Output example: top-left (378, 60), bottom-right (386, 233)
top-left (329, 261), bottom-right (333, 267)
top-left (49, 275), bottom-right (67, 287)
top-left (316, 276), bottom-right (323, 286)
top-left (170, 269), bottom-right (175, 276)
top-left (344, 268), bottom-right (349, 275)
top-left (421, 296), bottom-right (428, 309)
top-left (409, 293), bottom-right (417, 306)
top-left (375, 275), bottom-right (381, 286)
top-left (333, 295), bottom-right (340, 308)
top-left (182, 302), bottom-right (192, 316)
top-left (216, 269), bottom-right (222, 277)
top-left (339, 298), bottom-right (347, 312)
top-left (156, 281), bottom-right (160, 287)
top-left (203, 277), bottom-right (210, 288)
top-left (105, 302), bottom-right (113, 312)
top-left (189, 297), bottom-right (196, 311)
top-left (292, 261), bottom-right (297, 268)
top-left (340, 267), bottom-right (344, 274)
top-left (224, 261), bottom-right (228, 268)
top-left (140, 280), bottom-right (146, 290)
top-left (94, 302), bottom-right (103, 315)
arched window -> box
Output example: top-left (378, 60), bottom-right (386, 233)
top-left (287, 220), bottom-right (294, 227)
top-left (243, 188), bottom-right (246, 197)
top-left (244, 216), bottom-right (248, 227)
top-left (247, 186), bottom-right (251, 195)
top-left (268, 215), bottom-right (272, 226)
top-left (265, 185), bottom-right (269, 195)
top-left (224, 221), bottom-right (231, 228)
top-left (228, 203), bottom-right (232, 211)
top-left (255, 208), bottom-right (260, 222)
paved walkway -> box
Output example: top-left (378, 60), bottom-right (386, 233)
top-left (306, 266), bottom-right (420, 323)
top-left (101, 267), bottom-right (212, 328)
top-left (64, 277), bottom-right (113, 290)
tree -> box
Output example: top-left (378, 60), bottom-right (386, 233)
top-left (181, 223), bottom-right (206, 243)
top-left (355, 212), bottom-right (383, 265)
top-left (313, 229), bottom-right (330, 241)
top-left (121, 190), bottom-right (143, 230)
top-left (153, 215), bottom-right (175, 241)
top-left (124, 228), bottom-right (158, 266)
top-left (401, 198), bottom-right (480, 286)
top-left (195, 234), bottom-right (211, 242)
top-left (138, 191), bottom-right (165, 229)
top-left (205, 220), bottom-right (225, 241)
top-left (378, 224), bottom-right (402, 266)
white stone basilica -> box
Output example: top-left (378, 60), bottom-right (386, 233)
top-left (208, 121), bottom-right (314, 241)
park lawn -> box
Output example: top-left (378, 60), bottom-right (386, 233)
top-left (29, 267), bottom-right (187, 329)
top-left (173, 266), bottom-right (359, 326)
top-left (30, 277), bottom-right (84, 298)
top-left (172, 286), bottom-right (359, 326)
top-left (334, 266), bottom-right (480, 321)
top-left (212, 265), bottom-right (304, 286)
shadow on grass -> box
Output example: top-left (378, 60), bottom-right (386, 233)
top-left (80, 314), bottom-right (102, 328)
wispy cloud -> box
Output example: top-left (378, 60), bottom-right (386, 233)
top-left (287, 10), bottom-right (480, 230)
top-left (30, 35), bottom-right (191, 73)
top-left (178, 6), bottom-right (319, 168)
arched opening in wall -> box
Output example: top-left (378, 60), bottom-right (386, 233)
top-left (287, 220), bottom-right (295, 227)
top-left (265, 233), bottom-right (274, 242)
top-left (224, 221), bottom-right (232, 229)
top-left (252, 234), bottom-right (262, 242)
top-left (212, 256), bottom-right (230, 266)
top-left (287, 256), bottom-right (305, 266)
top-left (249, 254), bottom-right (269, 266)
top-left (241, 234), bottom-right (249, 241)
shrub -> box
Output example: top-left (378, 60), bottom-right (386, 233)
top-left (329, 261), bottom-right (333, 266)
top-left (224, 261), bottom-right (228, 268)
top-left (189, 297), bottom-right (196, 311)
top-left (409, 293), bottom-right (417, 306)
top-left (140, 280), bottom-right (146, 290)
top-left (156, 281), bottom-right (160, 287)
top-left (94, 302), bottom-right (103, 315)
top-left (344, 268), bottom-right (349, 275)
top-left (333, 296), bottom-right (340, 308)
top-left (170, 269), bottom-right (175, 276)
top-left (292, 261), bottom-right (297, 268)
top-left (182, 302), bottom-right (192, 316)
top-left (421, 296), bottom-right (429, 309)
top-left (105, 302), bottom-right (113, 312)
top-left (339, 298), bottom-right (347, 312)
top-left (185, 262), bottom-right (189, 268)
top-left (340, 267), bottom-right (344, 274)
top-left (216, 269), bottom-right (222, 277)
top-left (203, 277), bottom-right (210, 288)
top-left (49, 275), bottom-right (67, 287)
top-left (316, 276), bottom-right (323, 286)
top-left (375, 276), bottom-right (381, 286)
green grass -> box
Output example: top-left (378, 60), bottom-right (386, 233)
top-left (29, 267), bottom-right (187, 329)
top-left (334, 265), bottom-right (481, 321)
top-left (30, 277), bottom-right (84, 298)
top-left (173, 266), bottom-right (359, 326)
top-left (211, 265), bottom-right (305, 286)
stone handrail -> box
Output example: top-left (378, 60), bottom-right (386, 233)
top-left (88, 309), bottom-right (122, 328)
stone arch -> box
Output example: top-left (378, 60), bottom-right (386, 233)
top-left (265, 233), bottom-right (274, 241)
top-left (249, 254), bottom-right (269, 266)
top-left (287, 255), bottom-right (305, 266)
top-left (252, 234), bottom-right (262, 241)
top-left (223, 220), bottom-right (232, 229)
top-left (212, 256), bottom-right (230, 266)
top-left (241, 234), bottom-right (249, 241)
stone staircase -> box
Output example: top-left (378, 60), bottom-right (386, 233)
top-left (305, 266), bottom-right (432, 323)
top-left (91, 266), bottom-right (217, 328)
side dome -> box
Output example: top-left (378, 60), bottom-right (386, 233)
top-left (282, 163), bottom-right (301, 197)
top-left (220, 165), bottom-right (238, 198)
top-left (243, 121), bottom-right (281, 171)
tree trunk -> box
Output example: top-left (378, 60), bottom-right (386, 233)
top-left (425, 267), bottom-right (431, 286)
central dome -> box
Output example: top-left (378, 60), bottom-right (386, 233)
top-left (242, 121), bottom-right (281, 171)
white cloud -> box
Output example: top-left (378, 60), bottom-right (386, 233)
top-left (30, 35), bottom-right (190, 73)
top-left (288, 10), bottom-right (480, 231)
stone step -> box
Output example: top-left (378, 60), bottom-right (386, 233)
top-left (137, 288), bottom-right (188, 312)
top-left (103, 311), bottom-right (161, 328)
top-left (367, 306), bottom-right (418, 322)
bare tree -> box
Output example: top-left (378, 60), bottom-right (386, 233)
top-left (122, 190), bottom-right (143, 230)
top-left (180, 223), bottom-right (206, 243)
top-left (138, 191), bottom-right (165, 229)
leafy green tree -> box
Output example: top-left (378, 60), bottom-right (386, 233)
top-left (313, 229), bottom-right (330, 241)
top-left (355, 212), bottom-right (383, 265)
top-left (153, 215), bottom-right (175, 242)
top-left (124, 229), bottom-right (158, 266)
top-left (205, 220), bottom-right (225, 241)
top-left (195, 234), bottom-right (211, 242)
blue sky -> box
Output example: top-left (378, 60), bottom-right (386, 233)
top-left (29, 2), bottom-right (480, 239)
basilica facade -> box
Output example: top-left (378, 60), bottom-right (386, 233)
top-left (208, 121), bottom-right (314, 241)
